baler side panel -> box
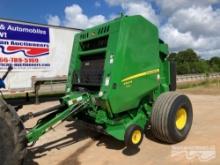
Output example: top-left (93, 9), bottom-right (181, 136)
top-left (66, 34), bottom-right (81, 93)
top-left (108, 16), bottom-right (160, 114)
top-left (158, 42), bottom-right (170, 93)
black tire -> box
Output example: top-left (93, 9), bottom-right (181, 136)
top-left (0, 100), bottom-right (27, 165)
top-left (151, 92), bottom-right (193, 144)
top-left (124, 124), bottom-right (143, 147)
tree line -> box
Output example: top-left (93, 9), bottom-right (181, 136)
top-left (168, 49), bottom-right (220, 75)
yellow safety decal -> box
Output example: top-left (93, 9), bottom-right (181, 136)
top-left (122, 68), bottom-right (159, 83)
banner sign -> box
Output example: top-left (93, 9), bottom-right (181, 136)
top-left (0, 21), bottom-right (50, 70)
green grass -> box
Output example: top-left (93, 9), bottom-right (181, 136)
top-left (177, 78), bottom-right (220, 89)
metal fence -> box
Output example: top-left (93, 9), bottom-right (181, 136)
top-left (177, 73), bottom-right (220, 83)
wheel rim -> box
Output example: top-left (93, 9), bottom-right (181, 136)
top-left (131, 130), bottom-right (142, 144)
top-left (175, 108), bottom-right (187, 130)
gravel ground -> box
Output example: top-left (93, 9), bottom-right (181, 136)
top-left (18, 91), bottom-right (220, 165)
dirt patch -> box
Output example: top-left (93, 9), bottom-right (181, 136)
top-left (18, 91), bottom-right (220, 164)
top-left (58, 140), bottom-right (95, 165)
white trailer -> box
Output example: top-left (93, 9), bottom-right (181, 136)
top-left (0, 18), bottom-right (81, 94)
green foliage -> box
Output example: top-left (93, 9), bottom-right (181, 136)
top-left (209, 56), bottom-right (220, 72)
top-left (168, 49), bottom-right (219, 74)
top-left (177, 63), bottom-right (190, 74)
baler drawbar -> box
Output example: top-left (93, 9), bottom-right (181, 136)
top-left (22, 93), bottom-right (90, 143)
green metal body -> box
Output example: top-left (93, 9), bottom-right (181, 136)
top-left (27, 15), bottom-right (171, 143)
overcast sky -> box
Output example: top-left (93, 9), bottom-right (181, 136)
top-left (1, 0), bottom-right (220, 59)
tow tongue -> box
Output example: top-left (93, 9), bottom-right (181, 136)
top-left (26, 93), bottom-right (90, 143)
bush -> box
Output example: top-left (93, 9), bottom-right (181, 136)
top-left (168, 49), bottom-right (219, 74)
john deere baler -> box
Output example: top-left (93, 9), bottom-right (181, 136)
top-left (63, 15), bottom-right (192, 143)
top-left (0, 15), bottom-right (193, 165)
